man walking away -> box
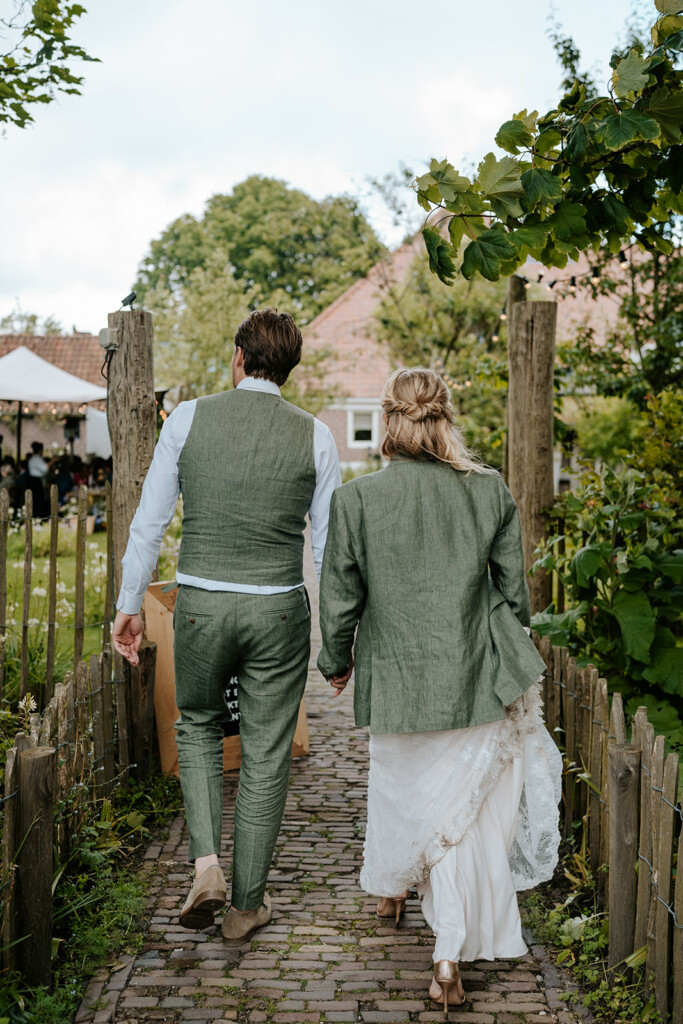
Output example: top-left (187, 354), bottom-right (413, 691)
top-left (112, 309), bottom-right (341, 943)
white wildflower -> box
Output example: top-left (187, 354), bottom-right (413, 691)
top-left (11, 560), bottom-right (23, 569)
top-left (32, 586), bottom-right (47, 598)
top-left (56, 581), bottom-right (67, 594)
top-left (28, 617), bottom-right (39, 626)
top-left (18, 694), bottom-right (37, 715)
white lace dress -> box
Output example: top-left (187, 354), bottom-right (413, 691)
top-left (361, 682), bottom-right (562, 963)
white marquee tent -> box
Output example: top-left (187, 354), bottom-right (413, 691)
top-left (0, 346), bottom-right (108, 461)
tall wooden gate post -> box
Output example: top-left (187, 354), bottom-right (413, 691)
top-left (106, 309), bottom-right (158, 780)
top-left (15, 746), bottom-right (56, 988)
top-left (507, 298), bottom-right (557, 615)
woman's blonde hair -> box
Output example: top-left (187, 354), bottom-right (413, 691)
top-left (381, 367), bottom-right (490, 474)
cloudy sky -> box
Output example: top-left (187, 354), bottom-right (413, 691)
top-left (1, 0), bottom-right (634, 333)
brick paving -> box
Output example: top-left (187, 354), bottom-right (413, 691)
top-left (76, 550), bottom-right (582, 1024)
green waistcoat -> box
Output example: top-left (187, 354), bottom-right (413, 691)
top-left (317, 457), bottom-right (546, 734)
top-left (177, 389), bottom-right (316, 585)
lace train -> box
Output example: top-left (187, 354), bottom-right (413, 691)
top-left (360, 681), bottom-right (562, 899)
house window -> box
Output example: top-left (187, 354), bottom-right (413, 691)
top-left (346, 407), bottom-right (380, 449)
top-left (353, 412), bottom-right (373, 442)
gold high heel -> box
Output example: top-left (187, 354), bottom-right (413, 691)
top-left (376, 891), bottom-right (409, 927)
top-left (432, 960), bottom-right (465, 1019)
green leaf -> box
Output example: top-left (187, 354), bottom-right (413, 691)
top-left (565, 122), bottom-right (588, 162)
top-left (643, 646), bottom-right (683, 695)
top-left (422, 226), bottom-right (456, 284)
top-left (531, 602), bottom-right (589, 646)
top-left (496, 117), bottom-right (534, 155)
top-left (520, 167), bottom-right (563, 207)
top-left (420, 158), bottom-right (471, 202)
top-left (461, 227), bottom-right (517, 281)
top-left (509, 224), bottom-right (549, 254)
top-left (571, 545), bottom-right (604, 587)
top-left (655, 0), bottom-right (683, 15)
top-left (612, 49), bottom-right (653, 98)
top-left (646, 87), bottom-right (683, 141)
top-left (611, 590), bottom-right (656, 663)
top-left (475, 152), bottom-right (525, 220)
top-left (602, 194), bottom-right (632, 233)
top-left (597, 109), bottom-right (661, 150)
top-left (549, 200), bottom-right (588, 243)
top-left (652, 13), bottom-right (683, 46)
top-left (655, 549), bottom-right (683, 582)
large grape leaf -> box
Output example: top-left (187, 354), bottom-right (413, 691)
top-left (656, 0), bottom-right (683, 13)
top-left (643, 646), bottom-right (683, 695)
top-left (461, 228), bottom-right (517, 281)
top-left (652, 13), bottom-right (683, 46)
top-left (509, 224), bottom-right (549, 255)
top-left (549, 200), bottom-right (588, 243)
top-left (495, 113), bottom-right (536, 155)
top-left (416, 159), bottom-right (471, 203)
top-left (602, 194), bottom-right (632, 233)
top-left (422, 227), bottom-right (456, 284)
top-left (647, 87), bottom-right (683, 141)
top-left (475, 153), bottom-right (525, 219)
top-left (612, 49), bottom-right (653, 98)
top-left (611, 590), bottom-right (656, 663)
top-left (597, 109), bottom-right (661, 150)
top-left (520, 167), bottom-right (563, 207)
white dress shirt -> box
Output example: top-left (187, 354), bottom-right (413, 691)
top-left (117, 377), bottom-right (342, 615)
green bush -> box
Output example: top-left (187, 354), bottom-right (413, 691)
top-left (531, 464), bottom-right (683, 697)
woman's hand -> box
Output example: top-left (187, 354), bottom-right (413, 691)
top-left (329, 657), bottom-right (353, 697)
top-left (113, 611), bottom-right (144, 666)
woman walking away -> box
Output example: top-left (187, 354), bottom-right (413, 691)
top-left (317, 368), bottom-right (562, 1017)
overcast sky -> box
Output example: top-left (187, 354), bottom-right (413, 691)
top-left (1, 0), bottom-right (635, 333)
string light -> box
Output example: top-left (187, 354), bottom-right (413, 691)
top-left (537, 272), bottom-right (544, 283)
top-left (492, 332), bottom-right (499, 342)
top-left (569, 276), bottom-right (577, 293)
top-left (590, 266), bottom-right (601, 283)
top-left (618, 251), bottom-right (628, 263)
top-left (499, 305), bottom-right (507, 322)
top-left (547, 280), bottom-right (557, 290)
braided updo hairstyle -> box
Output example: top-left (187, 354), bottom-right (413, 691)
top-left (381, 367), bottom-right (489, 474)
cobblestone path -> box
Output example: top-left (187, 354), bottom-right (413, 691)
top-left (77, 552), bottom-right (575, 1024)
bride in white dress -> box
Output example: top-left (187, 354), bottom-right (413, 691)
top-left (317, 367), bottom-right (563, 1016)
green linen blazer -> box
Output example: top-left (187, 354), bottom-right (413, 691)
top-left (317, 457), bottom-right (546, 734)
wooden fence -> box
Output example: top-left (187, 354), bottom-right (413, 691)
top-left (535, 634), bottom-right (683, 1024)
top-left (0, 483), bottom-right (115, 704)
top-left (0, 482), bottom-right (157, 987)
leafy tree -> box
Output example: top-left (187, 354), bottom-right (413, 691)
top-left (0, 1), bottom-right (97, 131)
top-left (373, 248), bottom-right (509, 463)
top-left (150, 251), bottom-right (334, 415)
top-left (0, 306), bottom-right (62, 333)
top-left (135, 176), bottom-right (384, 325)
top-left (414, 1), bottom-right (683, 284)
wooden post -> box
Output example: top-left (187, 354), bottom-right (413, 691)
top-left (90, 654), bottom-right (105, 803)
top-left (607, 743), bottom-right (640, 971)
top-left (646, 735), bottom-right (666, 991)
top-left (103, 480), bottom-right (113, 648)
top-left (113, 651), bottom-right (130, 791)
top-left (634, 720), bottom-right (655, 953)
top-left (507, 299), bottom-right (557, 615)
top-left (101, 645), bottom-right (116, 798)
top-left (106, 309), bottom-right (156, 601)
top-left (673, 812), bottom-right (683, 1024)
top-left (73, 485), bottom-right (87, 672)
top-left (45, 485), bottom-right (58, 704)
top-left (0, 489), bottom-right (9, 700)
top-left (129, 640), bottom-right (157, 782)
top-left (563, 653), bottom-right (577, 837)
top-left (20, 489), bottom-right (32, 699)
top-left (15, 746), bottom-right (56, 988)
top-left (654, 752), bottom-right (679, 1021)
top-left (502, 275), bottom-right (527, 482)
top-left (1, 746), bottom-right (18, 972)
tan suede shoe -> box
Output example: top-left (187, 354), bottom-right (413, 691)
top-left (221, 893), bottom-right (272, 945)
top-left (179, 865), bottom-right (227, 929)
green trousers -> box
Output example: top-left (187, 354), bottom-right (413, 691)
top-left (173, 584), bottom-right (310, 910)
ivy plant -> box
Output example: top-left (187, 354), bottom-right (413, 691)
top-left (415, 1), bottom-right (683, 282)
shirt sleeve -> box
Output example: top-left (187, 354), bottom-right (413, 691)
top-left (116, 403), bottom-right (193, 615)
top-left (488, 475), bottom-right (531, 627)
top-left (309, 419), bottom-right (342, 579)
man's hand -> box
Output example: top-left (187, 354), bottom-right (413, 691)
top-left (328, 657), bottom-right (353, 698)
top-left (113, 611), bottom-right (144, 666)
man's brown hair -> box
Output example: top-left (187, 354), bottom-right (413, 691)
top-left (234, 308), bottom-right (303, 386)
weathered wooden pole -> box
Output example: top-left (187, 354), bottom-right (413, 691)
top-left (507, 298), bottom-right (557, 614)
top-left (15, 746), bottom-right (56, 987)
top-left (607, 743), bottom-right (640, 972)
top-left (106, 310), bottom-right (158, 775)
top-left (128, 640), bottom-right (157, 782)
top-left (106, 309), bottom-right (157, 600)
top-left (501, 275), bottom-right (527, 482)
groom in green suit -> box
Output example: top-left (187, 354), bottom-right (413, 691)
top-left (112, 309), bottom-right (341, 942)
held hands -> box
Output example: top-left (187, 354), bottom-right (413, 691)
top-left (112, 611), bottom-right (144, 666)
top-left (328, 657), bottom-right (353, 698)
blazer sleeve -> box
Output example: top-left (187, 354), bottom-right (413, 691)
top-left (316, 488), bottom-right (367, 679)
top-left (489, 478), bottom-right (531, 627)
